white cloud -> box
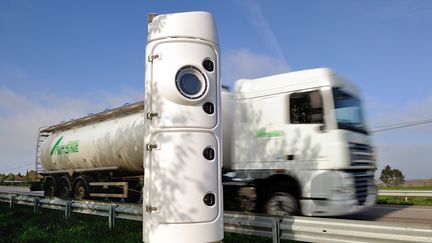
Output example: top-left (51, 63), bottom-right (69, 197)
top-left (0, 87), bottom-right (142, 174)
top-left (222, 48), bottom-right (290, 87)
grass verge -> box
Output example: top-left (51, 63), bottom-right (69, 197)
top-left (377, 196), bottom-right (432, 206)
top-left (0, 203), bottom-right (281, 242)
top-left (0, 203), bottom-right (142, 243)
top-left (377, 185), bottom-right (432, 206)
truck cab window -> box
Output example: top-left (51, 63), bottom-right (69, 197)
top-left (290, 90), bottom-right (323, 124)
top-left (332, 87), bottom-right (367, 134)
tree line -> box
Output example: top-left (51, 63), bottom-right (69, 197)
top-left (0, 170), bottom-right (39, 184)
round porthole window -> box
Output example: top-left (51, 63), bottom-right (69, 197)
top-left (175, 66), bottom-right (208, 99)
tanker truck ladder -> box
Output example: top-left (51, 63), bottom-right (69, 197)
top-left (35, 129), bottom-right (51, 174)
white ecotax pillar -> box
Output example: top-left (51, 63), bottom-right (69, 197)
top-left (143, 11), bottom-right (223, 243)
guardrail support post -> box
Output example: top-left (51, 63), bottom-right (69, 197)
top-left (109, 205), bottom-right (116, 230)
top-left (64, 201), bottom-right (71, 219)
top-left (272, 218), bottom-right (281, 243)
top-left (9, 195), bottom-right (16, 212)
top-left (34, 198), bottom-right (40, 214)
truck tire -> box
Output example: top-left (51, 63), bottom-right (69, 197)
top-left (265, 191), bottom-right (299, 216)
top-left (73, 178), bottom-right (90, 200)
top-left (58, 176), bottom-right (72, 199)
top-left (44, 176), bottom-right (58, 197)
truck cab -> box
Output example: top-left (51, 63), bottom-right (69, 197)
top-left (223, 68), bottom-right (376, 216)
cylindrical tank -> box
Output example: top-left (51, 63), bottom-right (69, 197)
top-left (40, 112), bottom-right (144, 173)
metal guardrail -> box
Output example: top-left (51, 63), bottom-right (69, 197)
top-left (225, 212), bottom-right (432, 243)
top-left (0, 193), bottom-right (142, 230)
top-left (378, 190), bottom-right (432, 197)
top-left (1, 192), bottom-right (432, 242)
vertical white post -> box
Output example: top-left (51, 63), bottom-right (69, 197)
top-left (143, 11), bottom-right (223, 243)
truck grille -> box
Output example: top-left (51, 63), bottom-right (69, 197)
top-left (351, 171), bottom-right (373, 205)
top-left (349, 143), bottom-right (372, 166)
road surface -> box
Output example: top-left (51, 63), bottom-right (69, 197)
top-left (0, 185), bottom-right (43, 196)
top-left (338, 204), bottom-right (432, 225)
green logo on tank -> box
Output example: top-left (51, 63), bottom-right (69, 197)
top-left (50, 136), bottom-right (80, 156)
top-left (256, 128), bottom-right (284, 138)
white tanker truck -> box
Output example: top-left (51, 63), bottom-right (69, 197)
top-left (33, 15), bottom-right (375, 227)
top-left (35, 67), bottom-right (376, 219)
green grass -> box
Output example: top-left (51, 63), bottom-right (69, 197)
top-left (0, 203), bottom-right (142, 243)
top-left (377, 196), bottom-right (432, 206)
top-left (376, 185), bottom-right (432, 206)
top-left (0, 203), bottom-right (282, 243)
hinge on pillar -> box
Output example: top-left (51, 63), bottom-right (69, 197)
top-left (146, 112), bottom-right (158, 119)
top-left (145, 205), bottom-right (158, 213)
top-left (146, 144), bottom-right (158, 151)
top-left (148, 54), bottom-right (159, 62)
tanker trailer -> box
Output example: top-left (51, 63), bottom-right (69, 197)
top-left (36, 101), bottom-right (144, 202)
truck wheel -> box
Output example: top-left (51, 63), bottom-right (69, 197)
top-left (73, 179), bottom-right (89, 200)
top-left (58, 177), bottom-right (71, 199)
top-left (44, 177), bottom-right (57, 197)
top-left (265, 192), bottom-right (299, 216)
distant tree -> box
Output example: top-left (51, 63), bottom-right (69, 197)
top-left (6, 173), bottom-right (15, 182)
top-left (379, 165), bottom-right (406, 186)
top-left (0, 174), bottom-right (5, 183)
top-left (392, 169), bottom-right (406, 186)
top-left (17, 172), bottom-right (22, 177)
top-left (379, 165), bottom-right (393, 186)
top-left (25, 170), bottom-right (38, 182)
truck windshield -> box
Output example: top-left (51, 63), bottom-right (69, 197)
top-left (332, 88), bottom-right (368, 134)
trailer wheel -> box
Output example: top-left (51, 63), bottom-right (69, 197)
top-left (265, 192), bottom-right (299, 216)
top-left (73, 178), bottom-right (90, 200)
top-left (44, 177), bottom-right (58, 197)
top-left (58, 176), bottom-right (72, 199)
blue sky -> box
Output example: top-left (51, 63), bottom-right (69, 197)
top-left (0, 0), bottom-right (431, 179)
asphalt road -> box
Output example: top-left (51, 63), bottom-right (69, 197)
top-left (1, 186), bottom-right (431, 225)
top-left (338, 204), bottom-right (432, 225)
top-left (0, 185), bottom-right (43, 197)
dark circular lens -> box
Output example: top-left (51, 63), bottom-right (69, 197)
top-left (175, 66), bottom-right (207, 99)
top-left (203, 147), bottom-right (215, 160)
top-left (179, 73), bottom-right (202, 96)
top-left (203, 193), bottom-right (216, 206)
top-left (203, 102), bottom-right (214, 114)
top-left (202, 59), bottom-right (214, 72)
